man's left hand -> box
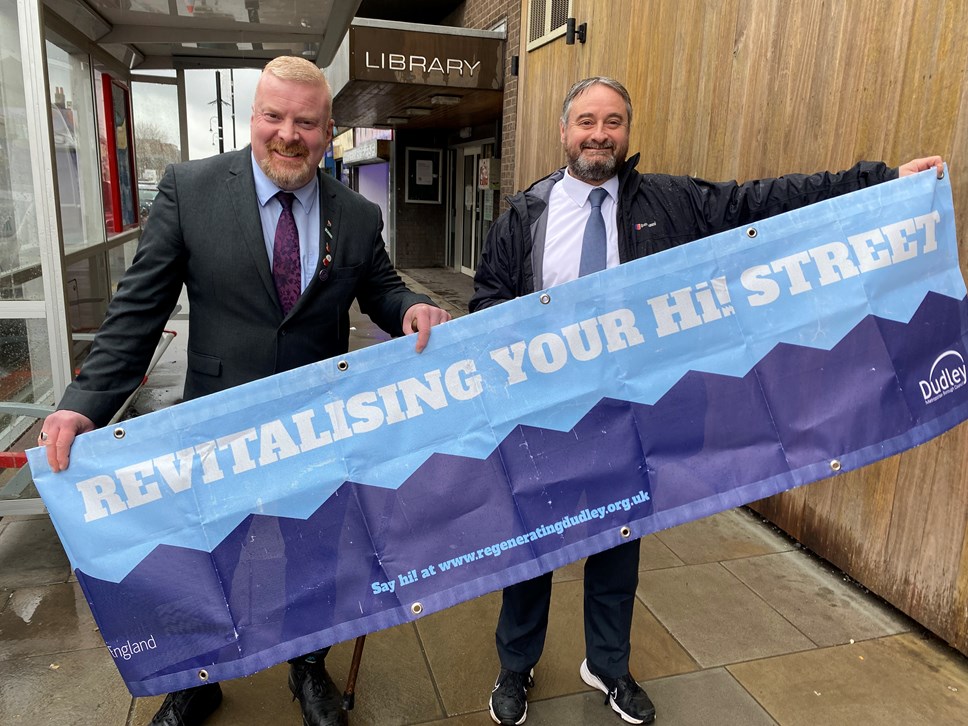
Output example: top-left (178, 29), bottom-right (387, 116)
top-left (404, 303), bottom-right (452, 353)
top-left (899, 156), bottom-right (945, 178)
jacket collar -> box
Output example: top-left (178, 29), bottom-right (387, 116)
top-left (510, 151), bottom-right (642, 223)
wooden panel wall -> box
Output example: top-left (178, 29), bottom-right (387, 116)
top-left (513, 0), bottom-right (968, 653)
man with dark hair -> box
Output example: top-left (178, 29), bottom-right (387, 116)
top-left (472, 75), bottom-right (942, 725)
top-left (39, 56), bottom-right (450, 726)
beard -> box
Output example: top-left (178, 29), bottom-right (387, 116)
top-left (567, 141), bottom-right (626, 183)
top-left (260, 138), bottom-right (314, 189)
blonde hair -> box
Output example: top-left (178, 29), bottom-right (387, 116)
top-left (260, 56), bottom-right (331, 96)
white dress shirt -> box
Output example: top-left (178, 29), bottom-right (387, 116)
top-left (541, 169), bottom-right (620, 288)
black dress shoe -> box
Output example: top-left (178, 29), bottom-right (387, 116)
top-left (288, 659), bottom-right (348, 726)
top-left (149, 683), bottom-right (222, 726)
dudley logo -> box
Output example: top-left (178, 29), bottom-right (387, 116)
top-left (919, 350), bottom-right (967, 404)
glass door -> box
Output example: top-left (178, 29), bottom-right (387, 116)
top-left (457, 146), bottom-right (482, 276)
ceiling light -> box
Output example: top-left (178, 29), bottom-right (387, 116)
top-left (405, 107), bottom-right (432, 116)
top-left (431, 94), bottom-right (460, 106)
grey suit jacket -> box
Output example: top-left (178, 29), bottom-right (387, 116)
top-left (60, 147), bottom-right (431, 426)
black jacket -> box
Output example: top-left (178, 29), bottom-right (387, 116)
top-left (470, 154), bottom-right (897, 311)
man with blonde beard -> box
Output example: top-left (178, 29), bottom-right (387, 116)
top-left (39, 56), bottom-right (450, 726)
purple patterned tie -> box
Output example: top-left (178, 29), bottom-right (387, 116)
top-left (273, 191), bottom-right (301, 315)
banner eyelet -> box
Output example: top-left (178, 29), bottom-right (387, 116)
top-left (410, 602), bottom-right (423, 615)
top-left (198, 669), bottom-right (209, 681)
top-left (830, 459), bottom-right (842, 472)
top-left (539, 293), bottom-right (551, 304)
top-left (620, 526), bottom-right (631, 538)
top-left (113, 428), bottom-right (125, 439)
top-left (337, 360), bottom-right (349, 372)
top-left (746, 227), bottom-right (758, 238)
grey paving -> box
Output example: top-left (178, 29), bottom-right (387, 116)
top-left (723, 549), bottom-right (914, 647)
top-left (638, 561), bottom-right (816, 667)
top-left (1, 267), bottom-right (967, 725)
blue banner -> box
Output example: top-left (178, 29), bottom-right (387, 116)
top-left (29, 169), bottom-right (968, 696)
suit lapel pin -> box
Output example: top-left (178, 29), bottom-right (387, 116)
top-left (319, 240), bottom-right (332, 282)
top-left (325, 219), bottom-right (333, 239)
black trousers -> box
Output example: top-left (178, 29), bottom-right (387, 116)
top-left (495, 538), bottom-right (640, 679)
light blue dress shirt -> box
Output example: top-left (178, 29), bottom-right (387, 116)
top-left (251, 154), bottom-right (321, 293)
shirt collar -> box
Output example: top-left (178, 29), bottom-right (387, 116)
top-left (251, 152), bottom-right (318, 214)
top-left (561, 167), bottom-right (620, 208)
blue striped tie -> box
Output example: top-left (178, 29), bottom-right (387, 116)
top-left (579, 187), bottom-right (608, 277)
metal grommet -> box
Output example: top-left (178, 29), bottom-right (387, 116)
top-left (746, 227), bottom-right (758, 238)
top-left (337, 360), bottom-right (349, 372)
top-left (620, 526), bottom-right (631, 538)
top-left (830, 459), bottom-right (842, 472)
top-left (113, 427), bottom-right (125, 439)
top-left (410, 602), bottom-right (423, 615)
top-left (539, 293), bottom-right (551, 305)
top-left (198, 669), bottom-right (209, 681)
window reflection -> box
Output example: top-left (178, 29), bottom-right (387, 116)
top-left (0, 4), bottom-right (42, 301)
top-left (0, 1), bottom-right (54, 447)
top-left (46, 35), bottom-right (104, 251)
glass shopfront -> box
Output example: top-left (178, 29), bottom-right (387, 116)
top-left (0, 2), bottom-right (181, 513)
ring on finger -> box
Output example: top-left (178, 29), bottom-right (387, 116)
top-left (39, 431), bottom-right (49, 443)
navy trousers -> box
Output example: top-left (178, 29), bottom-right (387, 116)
top-left (495, 538), bottom-right (640, 678)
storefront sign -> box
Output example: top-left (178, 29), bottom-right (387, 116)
top-left (29, 170), bottom-right (968, 696)
top-left (342, 139), bottom-right (390, 166)
top-left (350, 25), bottom-right (503, 89)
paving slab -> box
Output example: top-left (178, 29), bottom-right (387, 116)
top-left (418, 708), bottom-right (498, 725)
top-left (416, 590), bottom-right (505, 715)
top-left (654, 508), bottom-right (794, 565)
top-left (0, 647), bottom-right (132, 725)
top-left (0, 581), bottom-right (103, 659)
top-left (0, 516), bottom-right (71, 588)
top-left (723, 550), bottom-right (913, 647)
top-left (728, 632), bottom-right (968, 726)
top-left (327, 622), bottom-right (445, 725)
top-left (638, 532), bottom-right (685, 571)
top-left (642, 667), bottom-right (778, 726)
top-left (555, 534), bottom-right (684, 584)
top-left (508, 689), bottom-right (647, 725)
top-left (638, 562), bottom-right (814, 667)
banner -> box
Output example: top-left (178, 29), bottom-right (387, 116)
top-left (30, 169), bottom-right (968, 696)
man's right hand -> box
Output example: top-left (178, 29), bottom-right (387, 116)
top-left (39, 410), bottom-right (95, 473)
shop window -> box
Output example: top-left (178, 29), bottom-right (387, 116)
top-left (0, 4), bottom-right (43, 302)
top-left (131, 80), bottom-right (181, 226)
top-left (527, 0), bottom-right (571, 51)
top-left (0, 0), bottom-right (53, 432)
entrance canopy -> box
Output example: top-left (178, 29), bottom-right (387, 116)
top-left (44, 0), bottom-right (363, 70)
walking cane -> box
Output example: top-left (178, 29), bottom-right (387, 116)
top-left (341, 635), bottom-right (366, 711)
